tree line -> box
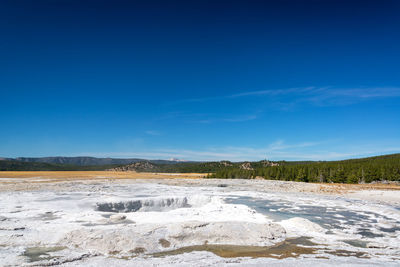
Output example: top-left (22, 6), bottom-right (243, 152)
top-left (207, 154), bottom-right (400, 183)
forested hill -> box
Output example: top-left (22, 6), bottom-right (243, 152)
top-left (0, 156), bottom-right (184, 166)
top-left (0, 160), bottom-right (120, 171)
top-left (1, 154), bottom-right (399, 184)
top-left (208, 153), bottom-right (400, 183)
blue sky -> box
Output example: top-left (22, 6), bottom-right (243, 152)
top-left (1, 0), bottom-right (400, 161)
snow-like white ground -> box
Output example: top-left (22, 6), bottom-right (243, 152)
top-left (0, 178), bottom-right (399, 266)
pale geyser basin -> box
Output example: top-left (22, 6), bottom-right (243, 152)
top-left (0, 179), bottom-right (399, 266)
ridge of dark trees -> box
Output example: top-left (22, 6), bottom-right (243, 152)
top-left (208, 154), bottom-right (400, 183)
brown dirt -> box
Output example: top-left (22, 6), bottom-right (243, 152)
top-left (318, 183), bottom-right (400, 194)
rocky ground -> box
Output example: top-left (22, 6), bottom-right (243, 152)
top-left (0, 176), bottom-right (399, 266)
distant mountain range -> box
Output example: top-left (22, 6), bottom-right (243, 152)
top-left (0, 156), bottom-right (192, 166)
top-left (0, 156), bottom-right (277, 172)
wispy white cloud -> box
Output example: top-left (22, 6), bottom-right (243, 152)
top-left (327, 87), bottom-right (400, 98)
top-left (164, 86), bottom-right (400, 124)
top-left (172, 86), bottom-right (400, 108)
top-left (80, 140), bottom-right (400, 162)
top-left (232, 86), bottom-right (400, 101)
top-left (223, 114), bottom-right (258, 122)
top-left (302, 87), bottom-right (400, 107)
top-left (192, 114), bottom-right (258, 124)
top-left (266, 140), bottom-right (323, 151)
top-left (229, 86), bottom-right (318, 98)
top-left (145, 130), bottom-right (161, 136)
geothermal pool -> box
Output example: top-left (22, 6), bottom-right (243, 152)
top-left (0, 179), bottom-right (399, 266)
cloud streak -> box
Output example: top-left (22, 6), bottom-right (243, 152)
top-left (145, 130), bottom-right (161, 136)
top-left (192, 114), bottom-right (259, 124)
top-left (229, 86), bottom-right (319, 98)
top-left (173, 86), bottom-right (400, 107)
top-left (79, 140), bottom-right (400, 162)
top-left (164, 86), bottom-right (400, 124)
